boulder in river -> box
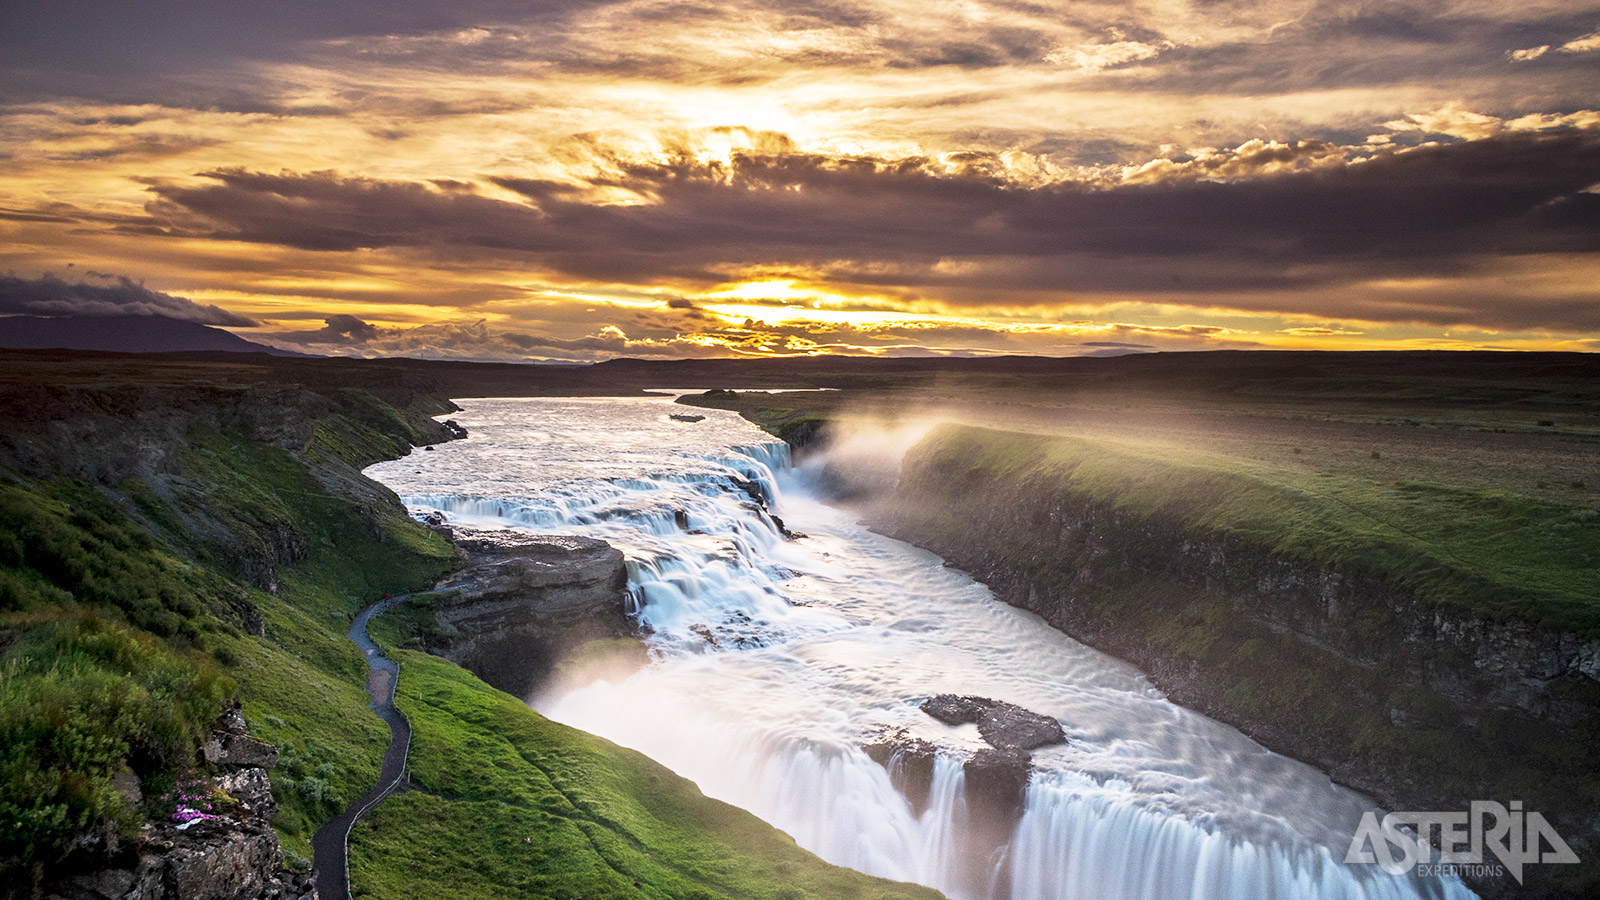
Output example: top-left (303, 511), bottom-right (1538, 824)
top-left (920, 694), bottom-right (1066, 751)
top-left (862, 730), bottom-right (939, 815)
top-left (963, 745), bottom-right (1033, 825)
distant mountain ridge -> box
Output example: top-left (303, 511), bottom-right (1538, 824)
top-left (0, 314), bottom-right (309, 355)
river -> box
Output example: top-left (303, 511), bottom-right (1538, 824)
top-left (365, 396), bottom-right (1472, 900)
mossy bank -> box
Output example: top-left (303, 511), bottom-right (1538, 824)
top-left (871, 424), bottom-right (1600, 899)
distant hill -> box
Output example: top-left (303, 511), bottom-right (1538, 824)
top-left (0, 315), bottom-right (310, 356)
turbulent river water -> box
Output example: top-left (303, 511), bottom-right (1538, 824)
top-left (366, 397), bottom-right (1473, 900)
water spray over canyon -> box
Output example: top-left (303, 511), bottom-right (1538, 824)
top-left (367, 397), bottom-right (1474, 900)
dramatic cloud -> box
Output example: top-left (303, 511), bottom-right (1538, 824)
top-left (0, 273), bottom-right (256, 325)
top-left (119, 130), bottom-right (1600, 330)
top-left (2, 0), bottom-right (1599, 356)
top-left (248, 309), bottom-right (1273, 362)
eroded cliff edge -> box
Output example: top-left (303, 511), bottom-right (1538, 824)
top-left (406, 531), bottom-right (633, 700)
top-left (864, 424), bottom-right (1600, 898)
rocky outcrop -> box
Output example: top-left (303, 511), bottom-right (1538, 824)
top-left (863, 696), bottom-right (1065, 833)
top-left (962, 747), bottom-right (1032, 827)
top-left (424, 531), bottom-right (631, 699)
top-left (203, 710), bottom-right (280, 772)
top-left (862, 731), bottom-right (939, 815)
top-left (920, 694), bottom-right (1066, 751)
top-left (922, 695), bottom-right (1063, 832)
top-left (46, 705), bottom-right (313, 900)
top-left (877, 429), bottom-right (1600, 899)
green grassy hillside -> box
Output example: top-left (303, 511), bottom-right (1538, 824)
top-left (350, 651), bottom-right (942, 900)
top-left (878, 423), bottom-right (1600, 896)
top-left (910, 424), bottom-right (1600, 634)
top-left (0, 390), bottom-right (460, 890)
top-left (0, 380), bottom-right (946, 900)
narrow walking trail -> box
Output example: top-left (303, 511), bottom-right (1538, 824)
top-left (311, 595), bottom-right (413, 900)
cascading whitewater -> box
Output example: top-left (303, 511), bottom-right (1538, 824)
top-left (365, 397), bottom-right (1475, 900)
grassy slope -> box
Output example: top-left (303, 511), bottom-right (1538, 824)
top-left (910, 424), bottom-right (1600, 634)
top-left (676, 391), bottom-right (832, 447)
top-left (169, 407), bottom-right (460, 861)
top-left (0, 392), bottom-right (458, 883)
top-left (3, 383), bottom-right (944, 900)
top-left (349, 651), bottom-right (944, 900)
top-left (690, 380), bottom-right (1598, 630)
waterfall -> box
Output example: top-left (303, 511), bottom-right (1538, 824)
top-left (367, 397), bottom-right (1475, 900)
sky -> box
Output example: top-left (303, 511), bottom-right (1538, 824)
top-left (2, 0), bottom-right (1598, 360)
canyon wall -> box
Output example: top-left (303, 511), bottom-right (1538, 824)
top-left (865, 424), bottom-right (1600, 899)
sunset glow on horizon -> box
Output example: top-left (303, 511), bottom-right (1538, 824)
top-left (2, 1), bottom-right (1598, 360)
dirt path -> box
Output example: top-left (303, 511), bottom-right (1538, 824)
top-left (311, 595), bottom-right (412, 900)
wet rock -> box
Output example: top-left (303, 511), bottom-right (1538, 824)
top-left (964, 746), bottom-right (1033, 825)
top-left (920, 694), bottom-right (1066, 751)
top-left (417, 510), bottom-right (453, 541)
top-left (769, 514), bottom-right (805, 541)
top-left (921, 694), bottom-right (988, 726)
top-left (729, 476), bottom-right (768, 507)
top-left (427, 531), bottom-right (631, 698)
top-left (862, 730), bottom-right (938, 815)
top-left (443, 419), bottom-right (468, 438)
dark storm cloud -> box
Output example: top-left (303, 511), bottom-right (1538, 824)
top-left (138, 170), bottom-right (564, 253)
top-left (319, 314), bottom-right (381, 343)
top-left (268, 315), bottom-right (376, 346)
top-left (130, 131), bottom-right (1600, 329)
top-left (0, 273), bottom-right (256, 326)
top-left (0, 1), bottom-right (603, 82)
top-left (1129, 6), bottom-right (1600, 103)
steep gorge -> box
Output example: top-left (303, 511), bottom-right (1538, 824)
top-left (866, 424), bottom-right (1600, 899)
top-left (0, 363), bottom-right (942, 900)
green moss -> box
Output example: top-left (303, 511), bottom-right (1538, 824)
top-left (909, 424), bottom-right (1600, 635)
top-left (180, 424), bottom-right (457, 616)
top-left (349, 651), bottom-right (944, 900)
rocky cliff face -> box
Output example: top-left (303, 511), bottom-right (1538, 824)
top-left (46, 707), bottom-right (314, 900)
top-left (422, 531), bottom-right (631, 699)
top-left (0, 380), bottom-right (459, 595)
top-left (872, 441), bottom-right (1600, 898)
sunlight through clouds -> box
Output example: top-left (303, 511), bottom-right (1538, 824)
top-left (1, 0), bottom-right (1597, 358)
